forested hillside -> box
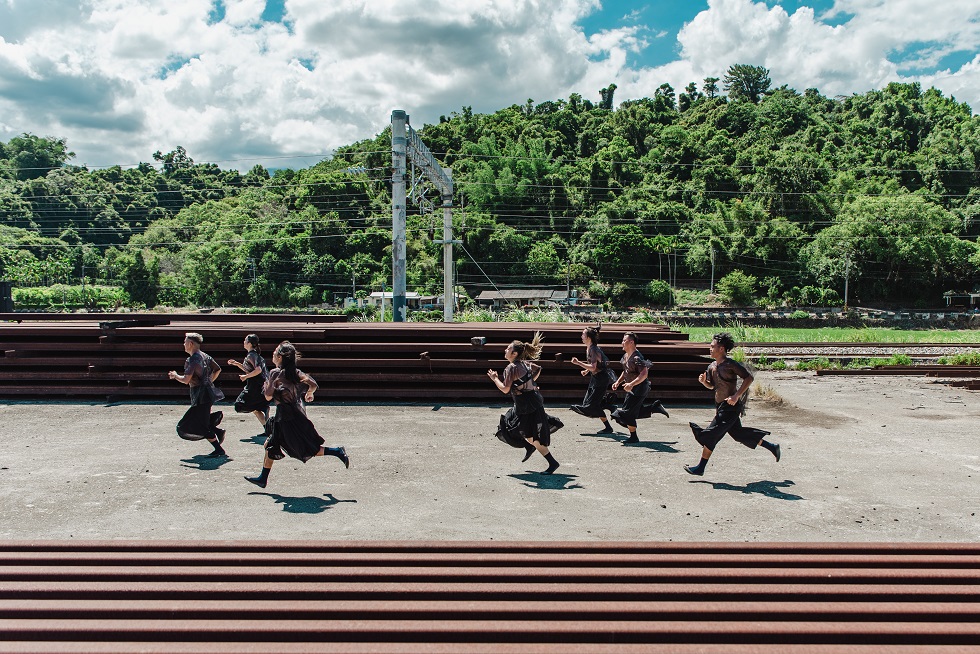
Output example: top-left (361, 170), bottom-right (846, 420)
top-left (2, 65), bottom-right (979, 310)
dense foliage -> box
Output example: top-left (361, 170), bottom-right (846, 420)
top-left (2, 66), bottom-right (979, 309)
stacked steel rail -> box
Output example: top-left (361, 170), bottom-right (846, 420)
top-left (0, 540), bottom-right (977, 653)
top-left (0, 315), bottom-right (713, 402)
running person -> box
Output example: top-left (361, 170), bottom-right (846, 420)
top-left (610, 331), bottom-right (668, 444)
top-left (488, 332), bottom-right (562, 474)
top-left (245, 341), bottom-right (349, 488)
top-left (569, 323), bottom-right (615, 434)
top-left (684, 332), bottom-right (780, 476)
top-left (168, 332), bottom-right (226, 457)
top-left (228, 333), bottom-right (270, 436)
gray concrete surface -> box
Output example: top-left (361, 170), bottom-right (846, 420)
top-left (1, 371), bottom-right (978, 542)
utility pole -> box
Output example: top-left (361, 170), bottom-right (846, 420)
top-left (390, 110), bottom-right (408, 322)
top-left (80, 265), bottom-right (85, 310)
top-left (441, 167), bottom-right (454, 322)
top-left (709, 247), bottom-right (715, 294)
top-left (566, 261), bottom-right (571, 304)
top-left (843, 256), bottom-right (851, 311)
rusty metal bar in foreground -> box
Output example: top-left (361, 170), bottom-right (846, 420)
top-left (0, 541), bottom-right (977, 653)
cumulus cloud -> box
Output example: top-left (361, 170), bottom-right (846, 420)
top-left (0, 0), bottom-right (977, 170)
top-left (666, 0), bottom-right (980, 104)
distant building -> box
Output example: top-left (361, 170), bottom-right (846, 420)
top-left (943, 292), bottom-right (980, 309)
top-left (363, 291), bottom-right (422, 309)
top-left (476, 289), bottom-right (578, 309)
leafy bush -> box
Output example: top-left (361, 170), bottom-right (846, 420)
top-left (587, 279), bottom-right (609, 301)
top-left (796, 357), bottom-right (837, 371)
top-left (888, 353), bottom-right (913, 366)
top-left (770, 359), bottom-right (788, 371)
top-left (845, 358), bottom-right (890, 369)
top-left (790, 309), bottom-right (810, 319)
top-left (645, 279), bottom-right (673, 306)
top-left (288, 285), bottom-right (315, 307)
top-left (157, 273), bottom-right (192, 307)
top-left (410, 310), bottom-right (444, 322)
top-left (13, 284), bottom-right (128, 311)
top-left (716, 270), bottom-right (757, 306)
top-left (785, 285), bottom-right (843, 307)
top-left (938, 352), bottom-right (980, 365)
top-left (671, 288), bottom-right (713, 307)
top-left (455, 308), bottom-right (495, 322)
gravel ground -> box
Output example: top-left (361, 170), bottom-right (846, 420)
top-left (1, 370), bottom-right (979, 542)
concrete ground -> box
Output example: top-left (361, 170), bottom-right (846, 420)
top-left (1, 371), bottom-right (978, 542)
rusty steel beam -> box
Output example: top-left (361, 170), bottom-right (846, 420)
top-left (0, 541), bottom-right (977, 653)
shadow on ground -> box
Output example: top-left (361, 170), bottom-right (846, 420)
top-left (246, 492), bottom-right (357, 514)
top-left (509, 472), bottom-right (584, 491)
top-left (179, 454), bottom-right (233, 471)
top-left (690, 478), bottom-right (803, 500)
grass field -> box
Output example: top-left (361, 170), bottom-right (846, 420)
top-left (676, 325), bottom-right (980, 344)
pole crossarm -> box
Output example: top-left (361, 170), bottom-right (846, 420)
top-left (406, 125), bottom-right (453, 198)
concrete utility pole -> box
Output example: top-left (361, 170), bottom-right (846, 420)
top-left (441, 167), bottom-right (454, 322)
top-left (710, 247), bottom-right (715, 293)
top-left (844, 256), bottom-right (851, 310)
top-left (390, 110), bottom-right (408, 322)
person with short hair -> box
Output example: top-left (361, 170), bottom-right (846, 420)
top-left (228, 333), bottom-right (270, 437)
top-left (168, 332), bottom-right (226, 457)
top-left (488, 332), bottom-right (563, 474)
top-left (245, 341), bottom-right (349, 488)
top-left (610, 331), bottom-right (668, 444)
top-left (685, 332), bottom-right (781, 476)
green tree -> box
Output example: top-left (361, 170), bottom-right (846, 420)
top-left (723, 64), bottom-right (772, 103)
top-left (2, 134), bottom-right (74, 181)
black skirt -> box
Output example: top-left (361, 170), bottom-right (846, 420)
top-left (570, 370), bottom-right (614, 417)
top-left (496, 391), bottom-right (563, 447)
top-left (175, 407), bottom-right (223, 441)
top-left (235, 377), bottom-right (270, 414)
top-left (610, 380), bottom-right (651, 428)
top-left (175, 385), bottom-right (222, 441)
top-left (264, 403), bottom-right (324, 462)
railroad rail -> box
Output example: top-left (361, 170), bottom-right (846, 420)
top-left (0, 540), bottom-right (976, 653)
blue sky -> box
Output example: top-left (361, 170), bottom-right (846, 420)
top-left (0, 0), bottom-right (978, 169)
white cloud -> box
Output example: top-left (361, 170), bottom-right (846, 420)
top-left (661, 0), bottom-right (980, 106)
top-left (0, 0), bottom-right (978, 170)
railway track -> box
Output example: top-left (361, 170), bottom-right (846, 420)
top-left (741, 342), bottom-right (980, 361)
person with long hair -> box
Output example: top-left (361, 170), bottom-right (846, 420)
top-left (245, 341), bottom-right (349, 488)
top-left (610, 331), bottom-right (669, 444)
top-left (488, 332), bottom-right (562, 474)
top-left (168, 332), bottom-right (226, 457)
top-left (569, 323), bottom-right (615, 434)
top-left (228, 333), bottom-right (270, 436)
top-left (685, 332), bottom-right (780, 476)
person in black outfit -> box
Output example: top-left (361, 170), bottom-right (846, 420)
top-left (569, 323), bottom-right (615, 434)
top-left (685, 332), bottom-right (781, 476)
top-left (228, 334), bottom-right (270, 437)
top-left (168, 332), bottom-right (226, 457)
top-left (488, 332), bottom-right (562, 474)
top-left (610, 331), bottom-right (668, 444)
top-left (245, 341), bottom-right (349, 488)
